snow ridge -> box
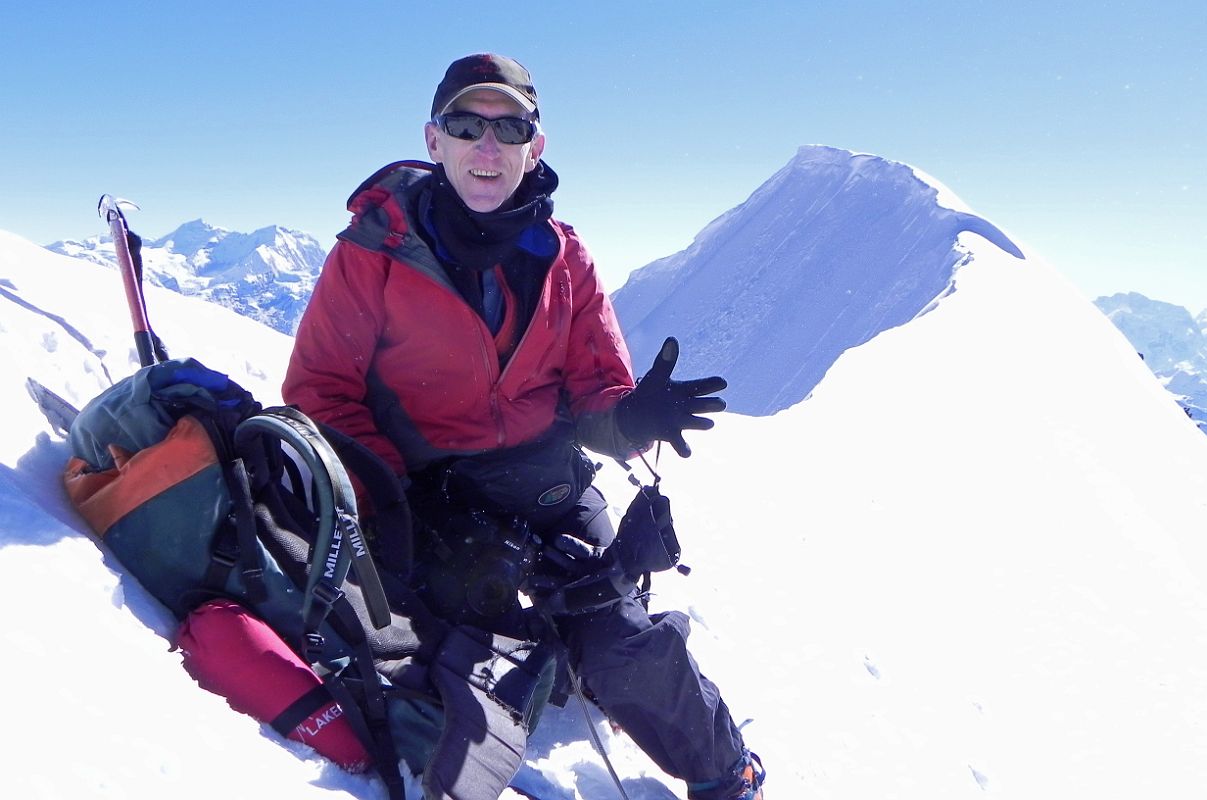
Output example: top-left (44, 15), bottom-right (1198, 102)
top-left (611, 145), bottom-right (1023, 416)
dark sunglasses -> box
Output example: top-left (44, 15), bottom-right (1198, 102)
top-left (435, 112), bottom-right (538, 145)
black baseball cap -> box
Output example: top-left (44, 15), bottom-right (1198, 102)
top-left (431, 54), bottom-right (539, 119)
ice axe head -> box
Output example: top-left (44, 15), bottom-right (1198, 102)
top-left (97, 194), bottom-right (140, 223)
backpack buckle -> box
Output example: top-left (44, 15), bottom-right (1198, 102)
top-left (302, 582), bottom-right (345, 635)
top-left (312, 582), bottom-right (345, 607)
top-left (303, 631), bottom-right (326, 660)
top-left (241, 566), bottom-right (267, 603)
top-left (209, 547), bottom-right (238, 569)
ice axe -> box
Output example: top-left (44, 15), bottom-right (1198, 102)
top-left (98, 194), bottom-right (168, 367)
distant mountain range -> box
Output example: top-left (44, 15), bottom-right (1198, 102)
top-left (1094, 292), bottom-right (1207, 433)
top-left (47, 220), bottom-right (326, 335)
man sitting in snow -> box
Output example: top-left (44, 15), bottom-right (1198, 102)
top-left (283, 53), bottom-right (763, 800)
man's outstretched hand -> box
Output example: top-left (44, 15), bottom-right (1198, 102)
top-left (616, 337), bottom-right (727, 458)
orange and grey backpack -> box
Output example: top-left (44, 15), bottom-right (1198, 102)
top-left (63, 357), bottom-right (556, 800)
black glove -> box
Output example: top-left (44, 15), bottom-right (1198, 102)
top-left (526, 531), bottom-right (606, 598)
top-left (526, 486), bottom-right (681, 616)
top-left (539, 532), bottom-right (606, 576)
top-left (616, 337), bottom-right (727, 457)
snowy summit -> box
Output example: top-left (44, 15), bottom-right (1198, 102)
top-left (4, 145), bottom-right (1207, 799)
top-left (613, 145), bottom-right (1023, 416)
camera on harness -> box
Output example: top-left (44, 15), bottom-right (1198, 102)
top-left (409, 432), bottom-right (595, 624)
top-left (421, 508), bottom-right (542, 622)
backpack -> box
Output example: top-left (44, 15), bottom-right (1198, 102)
top-left (63, 357), bottom-right (556, 800)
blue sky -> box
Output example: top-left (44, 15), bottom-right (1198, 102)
top-left (1, 2), bottom-right (1204, 308)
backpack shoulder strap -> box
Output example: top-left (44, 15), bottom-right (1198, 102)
top-left (235, 407), bottom-right (392, 632)
top-left (313, 419), bottom-right (414, 581)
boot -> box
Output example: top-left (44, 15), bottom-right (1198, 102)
top-left (687, 750), bottom-right (765, 800)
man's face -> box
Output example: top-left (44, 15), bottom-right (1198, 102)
top-left (425, 89), bottom-right (545, 213)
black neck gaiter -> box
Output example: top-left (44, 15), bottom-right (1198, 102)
top-left (428, 161), bottom-right (559, 273)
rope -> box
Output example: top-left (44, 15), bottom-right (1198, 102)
top-left (560, 442), bottom-right (667, 799)
top-left (635, 442), bottom-right (662, 486)
top-left (566, 660), bottom-right (632, 800)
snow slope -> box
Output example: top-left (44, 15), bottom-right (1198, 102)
top-left (6, 145), bottom-right (1207, 799)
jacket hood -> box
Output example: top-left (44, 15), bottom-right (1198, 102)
top-left (336, 160), bottom-right (566, 299)
top-left (335, 161), bottom-right (443, 283)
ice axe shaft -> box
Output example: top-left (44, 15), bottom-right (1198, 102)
top-left (98, 194), bottom-right (159, 367)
